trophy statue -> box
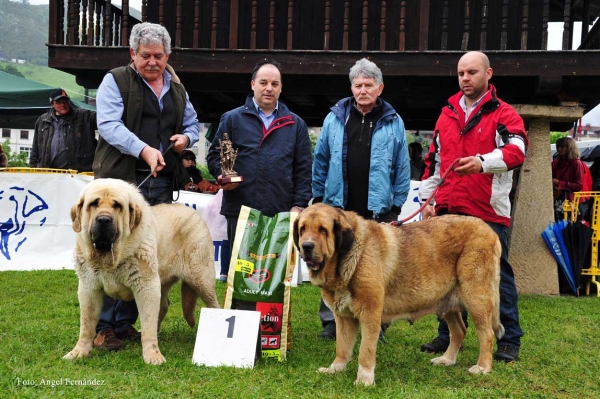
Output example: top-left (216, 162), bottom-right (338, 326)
top-left (217, 133), bottom-right (244, 184)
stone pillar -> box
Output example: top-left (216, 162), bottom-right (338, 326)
top-left (510, 105), bottom-right (583, 295)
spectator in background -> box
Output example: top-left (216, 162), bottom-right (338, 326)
top-left (312, 58), bottom-right (411, 342)
top-left (409, 142), bottom-right (425, 180)
top-left (552, 136), bottom-right (585, 220)
top-left (0, 144), bottom-right (7, 168)
top-left (589, 157), bottom-right (600, 191)
top-left (29, 88), bottom-right (97, 171)
top-left (181, 149), bottom-right (218, 193)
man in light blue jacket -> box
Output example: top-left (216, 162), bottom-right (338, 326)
top-left (312, 58), bottom-right (411, 341)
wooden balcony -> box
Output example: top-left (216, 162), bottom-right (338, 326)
top-left (48, 0), bottom-right (600, 129)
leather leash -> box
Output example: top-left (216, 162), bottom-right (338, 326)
top-left (392, 158), bottom-right (461, 226)
top-left (136, 142), bottom-right (175, 189)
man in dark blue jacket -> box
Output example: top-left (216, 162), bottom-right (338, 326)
top-left (207, 59), bottom-right (312, 275)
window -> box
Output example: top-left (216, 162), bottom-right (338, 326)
top-left (1, 129), bottom-right (10, 138)
top-left (20, 130), bottom-right (29, 140)
top-left (19, 146), bottom-right (31, 158)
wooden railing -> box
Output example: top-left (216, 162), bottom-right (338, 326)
top-left (48, 0), bottom-right (596, 51)
top-left (49, 0), bottom-right (135, 47)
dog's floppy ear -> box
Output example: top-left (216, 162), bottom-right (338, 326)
top-left (129, 203), bottom-right (143, 231)
top-left (293, 216), bottom-right (300, 249)
top-left (334, 209), bottom-right (354, 255)
top-left (70, 198), bottom-right (84, 233)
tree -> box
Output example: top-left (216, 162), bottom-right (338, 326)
top-left (309, 133), bottom-right (317, 158)
top-left (0, 64), bottom-right (25, 78)
top-left (197, 163), bottom-right (215, 181)
top-left (2, 139), bottom-right (28, 167)
top-left (550, 131), bottom-right (569, 144)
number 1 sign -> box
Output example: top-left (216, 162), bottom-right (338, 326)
top-left (192, 308), bottom-right (262, 368)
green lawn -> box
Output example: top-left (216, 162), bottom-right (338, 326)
top-left (0, 270), bottom-right (599, 399)
top-left (0, 61), bottom-right (90, 102)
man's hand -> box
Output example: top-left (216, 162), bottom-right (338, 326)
top-left (290, 206), bottom-right (304, 214)
top-left (454, 156), bottom-right (483, 176)
top-left (170, 134), bottom-right (189, 153)
top-left (422, 204), bottom-right (436, 219)
top-left (140, 146), bottom-right (166, 177)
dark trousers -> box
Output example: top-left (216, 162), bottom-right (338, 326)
top-left (319, 298), bottom-right (336, 326)
top-left (219, 240), bottom-right (231, 277)
top-left (226, 216), bottom-right (239, 253)
top-left (436, 219), bottom-right (524, 348)
top-left (96, 172), bottom-right (173, 334)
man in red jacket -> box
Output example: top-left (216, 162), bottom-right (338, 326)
top-left (418, 51), bottom-right (528, 362)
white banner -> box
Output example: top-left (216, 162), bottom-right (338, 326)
top-left (0, 172), bottom-right (218, 272)
top-left (0, 172), bottom-right (421, 278)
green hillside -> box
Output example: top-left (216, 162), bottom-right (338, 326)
top-left (0, 61), bottom-right (92, 102)
top-left (0, 0), bottom-right (49, 65)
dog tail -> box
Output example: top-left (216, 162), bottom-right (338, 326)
top-left (181, 282), bottom-right (198, 328)
top-left (492, 239), bottom-right (505, 340)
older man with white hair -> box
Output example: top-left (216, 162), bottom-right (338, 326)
top-left (92, 22), bottom-right (200, 351)
top-left (312, 58), bottom-right (411, 341)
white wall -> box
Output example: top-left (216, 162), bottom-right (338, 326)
top-left (0, 127), bottom-right (33, 160)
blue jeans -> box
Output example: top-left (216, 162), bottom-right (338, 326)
top-left (96, 295), bottom-right (139, 334)
top-left (96, 172), bottom-right (173, 334)
top-left (437, 220), bottom-right (524, 349)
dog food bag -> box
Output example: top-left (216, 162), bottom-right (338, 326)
top-left (224, 206), bottom-right (296, 361)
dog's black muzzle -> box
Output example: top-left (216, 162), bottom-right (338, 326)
top-left (301, 242), bottom-right (315, 257)
top-left (300, 241), bottom-right (325, 271)
top-left (91, 215), bottom-right (117, 252)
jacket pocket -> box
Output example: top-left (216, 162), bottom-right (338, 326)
top-left (75, 127), bottom-right (98, 158)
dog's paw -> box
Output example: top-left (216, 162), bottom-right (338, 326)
top-left (354, 377), bottom-right (375, 386)
top-left (468, 364), bottom-right (491, 375)
top-left (318, 362), bottom-right (346, 374)
top-left (431, 356), bottom-right (456, 366)
top-left (63, 348), bottom-right (91, 360)
top-left (143, 350), bottom-right (166, 365)
top-left (354, 365), bottom-right (375, 386)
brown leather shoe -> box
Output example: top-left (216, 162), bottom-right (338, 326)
top-left (93, 328), bottom-right (124, 351)
top-left (115, 327), bottom-right (141, 342)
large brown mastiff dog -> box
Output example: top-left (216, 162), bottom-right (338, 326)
top-left (294, 203), bottom-right (504, 386)
top-left (63, 178), bottom-right (220, 365)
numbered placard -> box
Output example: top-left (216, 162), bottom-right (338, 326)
top-left (192, 308), bottom-right (261, 368)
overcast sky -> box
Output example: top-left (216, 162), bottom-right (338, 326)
top-left (17, 0), bottom-right (600, 125)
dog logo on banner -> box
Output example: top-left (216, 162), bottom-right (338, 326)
top-left (0, 186), bottom-right (49, 261)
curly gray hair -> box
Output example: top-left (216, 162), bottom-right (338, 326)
top-left (349, 58), bottom-right (383, 86)
top-left (130, 22), bottom-right (172, 55)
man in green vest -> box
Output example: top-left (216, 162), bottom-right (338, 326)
top-left (92, 22), bottom-right (200, 351)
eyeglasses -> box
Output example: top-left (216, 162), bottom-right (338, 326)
top-left (183, 156), bottom-right (195, 161)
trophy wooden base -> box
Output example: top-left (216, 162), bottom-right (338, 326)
top-left (218, 175), bottom-right (244, 184)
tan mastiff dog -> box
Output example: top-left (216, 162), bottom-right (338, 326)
top-left (63, 178), bottom-right (220, 365)
top-left (294, 203), bottom-right (504, 386)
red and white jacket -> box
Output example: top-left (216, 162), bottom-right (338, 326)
top-left (419, 85), bottom-right (529, 227)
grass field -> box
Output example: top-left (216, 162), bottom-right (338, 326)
top-left (1, 61), bottom-right (89, 102)
top-left (1, 270), bottom-right (599, 399)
